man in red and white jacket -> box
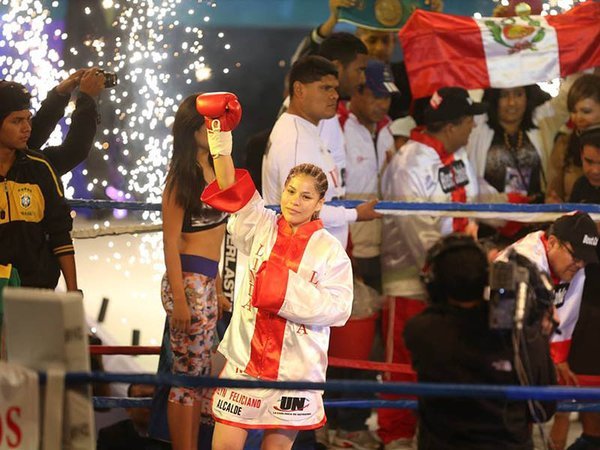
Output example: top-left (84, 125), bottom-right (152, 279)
top-left (497, 212), bottom-right (599, 381)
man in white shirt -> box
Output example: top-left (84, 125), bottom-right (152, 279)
top-left (262, 55), bottom-right (380, 249)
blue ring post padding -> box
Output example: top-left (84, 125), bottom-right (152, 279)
top-left (66, 198), bottom-right (600, 215)
top-left (52, 372), bottom-right (600, 402)
top-left (91, 396), bottom-right (600, 412)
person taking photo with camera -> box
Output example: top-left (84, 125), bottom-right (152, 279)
top-left (404, 233), bottom-right (557, 450)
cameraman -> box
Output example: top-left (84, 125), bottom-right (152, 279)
top-left (404, 234), bottom-right (556, 450)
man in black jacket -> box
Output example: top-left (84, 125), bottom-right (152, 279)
top-left (0, 81), bottom-right (77, 290)
top-left (404, 234), bottom-right (557, 450)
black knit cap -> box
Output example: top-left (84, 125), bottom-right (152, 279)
top-left (0, 80), bottom-right (32, 124)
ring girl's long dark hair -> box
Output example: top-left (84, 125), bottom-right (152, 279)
top-left (165, 93), bottom-right (211, 214)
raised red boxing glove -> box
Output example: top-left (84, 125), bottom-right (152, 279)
top-left (196, 92), bottom-right (242, 132)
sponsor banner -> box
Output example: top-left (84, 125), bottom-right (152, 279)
top-left (0, 362), bottom-right (39, 450)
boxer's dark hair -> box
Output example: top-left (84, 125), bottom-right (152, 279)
top-left (289, 55), bottom-right (338, 98)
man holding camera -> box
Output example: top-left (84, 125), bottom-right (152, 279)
top-left (404, 234), bottom-right (557, 450)
top-left (27, 66), bottom-right (107, 176)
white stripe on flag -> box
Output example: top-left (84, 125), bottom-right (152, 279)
top-left (475, 15), bottom-right (560, 88)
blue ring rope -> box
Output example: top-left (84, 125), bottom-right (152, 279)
top-left (66, 198), bottom-right (600, 214)
top-left (92, 397), bottom-right (600, 412)
top-left (49, 372), bottom-right (600, 402)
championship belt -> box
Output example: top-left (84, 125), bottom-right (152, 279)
top-left (338, 0), bottom-right (428, 31)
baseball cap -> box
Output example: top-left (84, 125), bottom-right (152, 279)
top-left (389, 116), bottom-right (417, 137)
top-left (553, 211), bottom-right (599, 264)
top-left (364, 60), bottom-right (399, 98)
top-left (0, 81), bottom-right (32, 123)
top-left (423, 87), bottom-right (487, 125)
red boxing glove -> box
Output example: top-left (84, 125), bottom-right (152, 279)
top-left (196, 92), bottom-right (242, 132)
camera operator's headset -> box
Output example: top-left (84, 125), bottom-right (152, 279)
top-left (421, 234), bottom-right (488, 305)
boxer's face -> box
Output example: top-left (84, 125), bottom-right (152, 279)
top-left (281, 174), bottom-right (324, 230)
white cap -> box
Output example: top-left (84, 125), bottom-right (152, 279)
top-left (389, 116), bottom-right (416, 137)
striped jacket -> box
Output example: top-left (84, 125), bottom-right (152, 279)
top-left (0, 149), bottom-right (74, 288)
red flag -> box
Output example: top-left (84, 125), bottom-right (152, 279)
top-left (399, 2), bottom-right (600, 98)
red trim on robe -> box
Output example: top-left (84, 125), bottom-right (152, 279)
top-left (252, 261), bottom-right (289, 312)
top-left (245, 217), bottom-right (324, 380)
top-left (409, 127), bottom-right (468, 232)
top-left (550, 340), bottom-right (571, 365)
top-left (201, 169), bottom-right (255, 213)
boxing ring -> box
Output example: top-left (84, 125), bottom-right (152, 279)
top-left (70, 197), bottom-right (600, 412)
top-left (4, 198), bottom-right (600, 449)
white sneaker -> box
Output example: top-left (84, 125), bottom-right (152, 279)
top-left (383, 437), bottom-right (414, 450)
top-left (331, 429), bottom-right (381, 450)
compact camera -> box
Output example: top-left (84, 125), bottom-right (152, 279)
top-left (98, 70), bottom-right (118, 88)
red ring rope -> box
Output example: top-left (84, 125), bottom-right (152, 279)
top-left (88, 345), bottom-right (415, 374)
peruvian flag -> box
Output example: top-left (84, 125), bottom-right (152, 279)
top-left (399, 1), bottom-right (600, 99)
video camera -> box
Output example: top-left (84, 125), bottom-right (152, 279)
top-left (487, 249), bottom-right (554, 331)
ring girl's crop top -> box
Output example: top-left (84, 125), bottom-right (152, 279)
top-left (181, 201), bottom-right (228, 233)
